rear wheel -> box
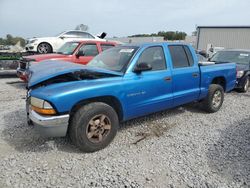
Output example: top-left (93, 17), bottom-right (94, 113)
top-left (202, 84), bottom-right (224, 113)
top-left (69, 102), bottom-right (119, 152)
top-left (37, 42), bottom-right (52, 54)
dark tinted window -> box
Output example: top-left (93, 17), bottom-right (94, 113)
top-left (184, 46), bottom-right (194, 66)
top-left (101, 44), bottom-right (115, 51)
top-left (137, 46), bottom-right (166, 71)
top-left (169, 45), bottom-right (189, 68)
top-left (78, 44), bottom-right (98, 56)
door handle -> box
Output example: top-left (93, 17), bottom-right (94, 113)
top-left (192, 73), bottom-right (199, 78)
top-left (164, 77), bottom-right (172, 81)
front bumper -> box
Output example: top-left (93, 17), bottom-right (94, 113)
top-left (235, 76), bottom-right (248, 89)
top-left (25, 43), bottom-right (38, 52)
top-left (28, 109), bottom-right (70, 137)
top-left (16, 68), bottom-right (28, 81)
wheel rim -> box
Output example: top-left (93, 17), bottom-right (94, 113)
top-left (38, 43), bottom-right (50, 53)
top-left (86, 114), bottom-right (112, 143)
top-left (212, 90), bottom-right (222, 108)
top-left (244, 79), bottom-right (249, 91)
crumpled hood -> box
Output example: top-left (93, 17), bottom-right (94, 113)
top-left (24, 53), bottom-right (68, 62)
top-left (28, 60), bottom-right (123, 88)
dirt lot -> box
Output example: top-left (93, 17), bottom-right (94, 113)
top-left (0, 77), bottom-right (249, 188)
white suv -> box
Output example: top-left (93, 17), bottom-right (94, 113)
top-left (25, 30), bottom-right (106, 54)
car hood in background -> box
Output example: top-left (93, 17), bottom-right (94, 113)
top-left (28, 60), bottom-right (123, 88)
top-left (236, 63), bottom-right (250, 71)
top-left (24, 53), bottom-right (69, 62)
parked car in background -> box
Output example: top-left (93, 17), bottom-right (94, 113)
top-left (197, 54), bottom-right (207, 62)
top-left (17, 40), bottom-right (117, 81)
top-left (210, 49), bottom-right (250, 92)
top-left (25, 30), bottom-right (107, 54)
top-left (26, 42), bottom-right (236, 152)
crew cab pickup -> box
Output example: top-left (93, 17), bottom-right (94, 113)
top-left (17, 40), bottom-right (117, 81)
top-left (26, 43), bottom-right (236, 152)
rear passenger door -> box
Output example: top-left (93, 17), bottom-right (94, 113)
top-left (168, 45), bottom-right (200, 106)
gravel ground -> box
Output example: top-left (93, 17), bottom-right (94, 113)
top-left (0, 78), bottom-right (249, 188)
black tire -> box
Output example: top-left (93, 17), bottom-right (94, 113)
top-left (240, 77), bottom-right (249, 93)
top-left (69, 102), bottom-right (119, 152)
top-left (202, 84), bottom-right (224, 113)
top-left (37, 42), bottom-right (52, 54)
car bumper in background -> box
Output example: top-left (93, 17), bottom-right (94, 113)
top-left (235, 76), bottom-right (248, 89)
top-left (28, 109), bottom-right (69, 137)
top-left (16, 68), bottom-right (28, 81)
top-left (25, 43), bottom-right (38, 52)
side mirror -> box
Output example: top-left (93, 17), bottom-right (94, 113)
top-left (76, 51), bottom-right (84, 58)
top-left (133, 62), bottom-right (152, 73)
top-left (59, 36), bottom-right (65, 39)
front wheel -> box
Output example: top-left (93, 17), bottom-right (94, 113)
top-left (202, 84), bottom-right (224, 113)
top-left (69, 102), bottom-right (119, 152)
top-left (240, 78), bottom-right (249, 93)
top-left (37, 42), bottom-right (52, 54)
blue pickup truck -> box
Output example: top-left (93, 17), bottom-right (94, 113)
top-left (26, 43), bottom-right (236, 152)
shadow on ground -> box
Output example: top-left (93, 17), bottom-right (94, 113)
top-left (5, 80), bottom-right (27, 90)
top-left (2, 102), bottom-right (204, 154)
top-left (206, 118), bottom-right (250, 186)
top-left (2, 110), bottom-right (81, 154)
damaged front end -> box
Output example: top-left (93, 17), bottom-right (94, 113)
top-left (27, 60), bottom-right (123, 89)
top-left (29, 70), bottom-right (119, 90)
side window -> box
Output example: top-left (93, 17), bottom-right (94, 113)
top-left (78, 44), bottom-right (98, 56)
top-left (63, 31), bottom-right (78, 37)
top-left (77, 32), bottom-right (95, 39)
top-left (137, 46), bottom-right (166, 71)
top-left (184, 46), bottom-right (194, 66)
top-left (169, 45), bottom-right (195, 68)
top-left (100, 44), bottom-right (115, 51)
top-left (168, 45), bottom-right (189, 68)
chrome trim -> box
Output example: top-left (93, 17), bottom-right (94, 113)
top-left (29, 109), bottom-right (69, 127)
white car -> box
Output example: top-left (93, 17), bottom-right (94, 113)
top-left (25, 30), bottom-right (106, 54)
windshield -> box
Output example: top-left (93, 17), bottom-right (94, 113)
top-left (211, 51), bottom-right (250, 65)
top-left (57, 42), bottom-right (80, 55)
top-left (55, 31), bottom-right (64, 37)
top-left (87, 46), bottom-right (139, 72)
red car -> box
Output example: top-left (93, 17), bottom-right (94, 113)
top-left (17, 40), bottom-right (117, 81)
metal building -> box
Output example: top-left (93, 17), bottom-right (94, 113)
top-left (196, 26), bottom-right (250, 50)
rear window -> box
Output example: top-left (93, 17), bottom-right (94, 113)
top-left (101, 44), bottom-right (115, 51)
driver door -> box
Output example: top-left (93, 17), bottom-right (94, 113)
top-left (123, 46), bottom-right (173, 119)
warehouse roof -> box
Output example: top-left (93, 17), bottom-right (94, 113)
top-left (197, 25), bottom-right (250, 29)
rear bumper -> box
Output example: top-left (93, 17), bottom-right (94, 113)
top-left (29, 109), bottom-right (69, 137)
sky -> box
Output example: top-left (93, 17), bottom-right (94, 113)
top-left (0, 0), bottom-right (250, 39)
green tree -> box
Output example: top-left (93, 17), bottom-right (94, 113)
top-left (0, 34), bottom-right (25, 47)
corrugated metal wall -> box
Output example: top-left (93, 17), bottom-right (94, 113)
top-left (197, 28), bottom-right (250, 50)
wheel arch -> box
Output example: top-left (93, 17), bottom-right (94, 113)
top-left (69, 96), bottom-right (124, 122)
top-left (211, 76), bottom-right (226, 91)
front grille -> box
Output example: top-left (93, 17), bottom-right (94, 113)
top-left (19, 61), bottom-right (27, 69)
